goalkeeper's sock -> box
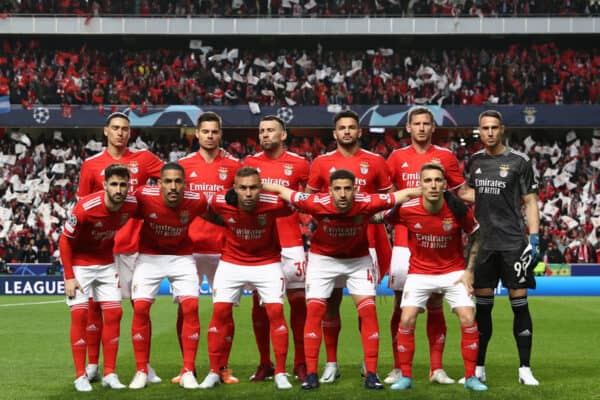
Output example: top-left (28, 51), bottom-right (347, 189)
top-left (475, 295), bottom-right (494, 366)
top-left (510, 296), bottom-right (533, 367)
top-left (100, 302), bottom-right (123, 375)
top-left (426, 305), bottom-right (446, 372)
top-left (252, 292), bottom-right (272, 366)
top-left (70, 303), bottom-right (89, 378)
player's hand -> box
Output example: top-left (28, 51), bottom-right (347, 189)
top-left (529, 233), bottom-right (540, 263)
top-left (224, 188), bottom-right (238, 206)
top-left (444, 190), bottom-right (468, 218)
top-left (65, 278), bottom-right (83, 298)
top-left (456, 270), bottom-right (474, 294)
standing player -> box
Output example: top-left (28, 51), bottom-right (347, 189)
top-left (306, 110), bottom-right (392, 383)
top-left (263, 169), bottom-right (420, 390)
top-left (384, 106), bottom-right (468, 385)
top-left (77, 112), bottom-right (163, 383)
top-left (127, 163), bottom-right (208, 390)
top-left (377, 163), bottom-right (487, 391)
top-left (461, 110), bottom-right (540, 385)
top-left (198, 167), bottom-right (293, 390)
top-left (60, 164), bottom-right (137, 392)
top-left (244, 115), bottom-right (310, 382)
top-left (175, 111), bottom-right (241, 384)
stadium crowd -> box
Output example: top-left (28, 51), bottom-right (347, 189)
top-left (1, 39), bottom-right (599, 108)
top-left (0, 126), bottom-right (598, 266)
top-left (1, 0), bottom-right (599, 17)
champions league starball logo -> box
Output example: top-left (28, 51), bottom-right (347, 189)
top-left (32, 107), bottom-right (50, 124)
top-left (276, 107), bottom-right (294, 124)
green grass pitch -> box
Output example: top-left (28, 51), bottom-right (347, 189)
top-left (0, 295), bottom-right (598, 400)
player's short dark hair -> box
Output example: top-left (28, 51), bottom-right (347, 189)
top-left (407, 106), bottom-right (434, 124)
top-left (104, 163), bottom-right (130, 181)
top-left (197, 111), bottom-right (222, 130)
top-left (161, 162), bottom-right (184, 176)
top-left (260, 115), bottom-right (287, 132)
top-left (105, 112), bottom-right (129, 126)
top-left (329, 169), bottom-right (355, 184)
top-left (478, 109), bottom-right (504, 125)
top-left (333, 109), bottom-right (360, 127)
top-left (236, 166), bottom-right (259, 178)
top-left (420, 162), bottom-right (446, 178)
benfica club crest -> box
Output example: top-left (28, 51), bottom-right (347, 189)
top-left (523, 107), bottom-right (537, 125)
top-left (129, 161), bottom-right (139, 174)
top-left (284, 164), bottom-right (293, 176)
top-left (257, 214), bottom-right (267, 227)
top-left (360, 161), bottom-right (369, 175)
top-left (499, 164), bottom-right (510, 178)
top-left (442, 218), bottom-right (453, 232)
top-left (180, 210), bottom-right (189, 224)
top-left (218, 167), bottom-right (229, 181)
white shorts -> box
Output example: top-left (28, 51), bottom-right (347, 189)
top-left (388, 246), bottom-right (411, 291)
top-left (332, 247), bottom-right (377, 289)
top-left (132, 254), bottom-right (199, 300)
top-left (115, 252), bottom-right (138, 299)
top-left (401, 270), bottom-right (474, 310)
top-left (306, 252), bottom-right (377, 299)
top-left (213, 260), bottom-right (285, 304)
top-left (281, 246), bottom-right (306, 290)
top-left (66, 264), bottom-right (122, 307)
top-left (194, 252), bottom-right (220, 287)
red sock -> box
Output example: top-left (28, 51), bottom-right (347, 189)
top-left (288, 290), bottom-right (307, 367)
top-left (264, 303), bottom-right (289, 374)
top-left (131, 299), bottom-right (152, 373)
top-left (252, 292), bottom-right (272, 366)
top-left (304, 299), bottom-right (327, 374)
top-left (100, 302), bottom-right (123, 375)
top-left (397, 325), bottom-right (415, 378)
top-left (357, 298), bottom-right (379, 374)
top-left (390, 305), bottom-right (402, 369)
top-left (461, 323), bottom-right (479, 378)
top-left (70, 304), bottom-right (88, 378)
top-left (176, 303), bottom-right (184, 355)
top-left (86, 298), bottom-right (103, 365)
top-left (426, 305), bottom-right (446, 372)
top-left (180, 297), bottom-right (200, 372)
top-left (322, 314), bottom-right (340, 363)
top-left (207, 302), bottom-right (234, 371)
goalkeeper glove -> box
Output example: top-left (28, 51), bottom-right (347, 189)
top-left (443, 190), bottom-right (468, 219)
top-left (225, 188), bottom-right (238, 207)
top-left (529, 233), bottom-right (540, 262)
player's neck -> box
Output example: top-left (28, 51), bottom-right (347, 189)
top-left (107, 145), bottom-right (127, 159)
top-left (423, 198), bottom-right (443, 214)
top-left (199, 147), bottom-right (220, 162)
top-left (263, 146), bottom-right (284, 159)
top-left (411, 141), bottom-right (431, 154)
top-left (104, 194), bottom-right (123, 212)
top-left (336, 143), bottom-right (359, 157)
top-left (486, 143), bottom-right (506, 156)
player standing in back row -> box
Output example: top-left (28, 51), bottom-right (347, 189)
top-left (461, 110), bottom-right (540, 386)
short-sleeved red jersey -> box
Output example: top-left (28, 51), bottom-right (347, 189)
top-left (77, 148), bottom-right (163, 254)
top-left (178, 149), bottom-right (241, 254)
top-left (210, 191), bottom-right (291, 266)
top-left (244, 150), bottom-right (309, 248)
top-left (289, 191), bottom-right (395, 258)
top-left (135, 186), bottom-right (208, 255)
top-left (306, 149), bottom-right (392, 193)
top-left (61, 191), bottom-right (137, 279)
top-left (385, 198), bottom-right (478, 274)
top-left (386, 145), bottom-right (465, 246)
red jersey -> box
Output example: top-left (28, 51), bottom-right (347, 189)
top-left (178, 149), bottom-right (241, 254)
top-left (307, 148), bottom-right (392, 193)
top-left (385, 198), bottom-right (478, 275)
top-left (61, 191), bottom-right (137, 279)
top-left (244, 150), bottom-right (309, 248)
top-left (210, 190), bottom-right (292, 266)
top-left (387, 144), bottom-right (465, 246)
top-left (289, 191), bottom-right (395, 258)
top-left (135, 186), bottom-right (208, 256)
top-left (77, 148), bottom-right (163, 254)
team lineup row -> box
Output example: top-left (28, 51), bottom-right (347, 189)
top-left (61, 107), bottom-right (540, 391)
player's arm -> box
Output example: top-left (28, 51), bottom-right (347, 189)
top-left (262, 182), bottom-right (294, 203)
top-left (392, 187), bottom-right (422, 205)
top-left (523, 192), bottom-right (540, 260)
top-left (456, 183), bottom-right (475, 203)
top-left (458, 229), bottom-right (482, 294)
top-left (58, 234), bottom-right (83, 298)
